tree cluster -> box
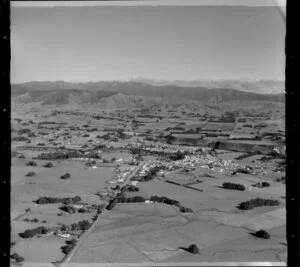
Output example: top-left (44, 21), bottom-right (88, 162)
top-left (70, 220), bottom-right (91, 231)
top-left (59, 205), bottom-right (77, 214)
top-left (60, 220), bottom-right (91, 232)
top-left (19, 226), bottom-right (49, 238)
top-left (116, 195), bottom-right (145, 203)
top-left (26, 161), bottom-right (37, 166)
top-left (253, 229), bottom-right (271, 239)
top-left (121, 185), bottom-right (139, 193)
top-left (186, 244), bottom-right (200, 254)
top-left (18, 128), bottom-right (31, 135)
top-left (61, 238), bottom-right (77, 254)
top-left (60, 173), bottom-right (71, 180)
top-left (23, 218), bottom-right (39, 223)
top-left (150, 195), bottom-right (181, 207)
top-left (222, 182), bottom-right (246, 191)
top-left (231, 168), bottom-right (252, 175)
top-left (180, 206), bottom-right (193, 213)
top-left (238, 198), bottom-right (280, 210)
top-left (12, 136), bottom-right (31, 142)
top-left (139, 166), bottom-right (161, 182)
top-left (168, 150), bottom-right (185, 161)
top-left (35, 195), bottom-right (81, 205)
top-left (11, 253), bottom-right (24, 263)
top-left (106, 199), bottom-right (117, 210)
top-left (43, 162), bottom-right (53, 168)
top-left (26, 171), bottom-right (36, 177)
top-left (252, 182), bottom-right (270, 188)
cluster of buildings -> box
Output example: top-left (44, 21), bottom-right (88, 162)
top-left (108, 166), bottom-right (135, 184)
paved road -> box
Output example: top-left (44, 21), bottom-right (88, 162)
top-left (60, 161), bottom-right (145, 267)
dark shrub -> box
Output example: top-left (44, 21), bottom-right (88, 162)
top-left (61, 244), bottom-right (74, 255)
top-left (43, 162), bottom-right (53, 168)
top-left (106, 199), bottom-right (117, 210)
top-left (15, 256), bottom-right (25, 263)
top-left (128, 196), bottom-right (145, 203)
top-left (231, 168), bottom-right (251, 175)
top-left (253, 182), bottom-right (270, 188)
top-left (60, 224), bottom-right (67, 231)
top-left (26, 161), bottom-right (37, 166)
top-left (276, 176), bottom-right (285, 183)
top-left (59, 205), bottom-right (77, 214)
top-left (11, 253), bottom-right (19, 260)
top-left (73, 195), bottom-right (81, 202)
top-left (66, 238), bottom-right (77, 245)
top-left (187, 244), bottom-right (199, 254)
top-left (60, 173), bottom-right (71, 180)
top-left (121, 185), bottom-right (139, 192)
top-left (78, 220), bottom-right (91, 230)
top-left (26, 171), bottom-right (36, 177)
top-left (163, 197), bottom-right (180, 207)
top-left (262, 182), bottom-right (270, 187)
top-left (78, 208), bottom-right (87, 213)
top-left (12, 136), bottom-right (30, 142)
top-left (222, 182), bottom-right (245, 191)
top-left (36, 197), bottom-right (57, 204)
top-left (180, 207), bottom-right (193, 213)
top-left (253, 229), bottom-right (271, 239)
top-left (169, 151), bottom-right (185, 161)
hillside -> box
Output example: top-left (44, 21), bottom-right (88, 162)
top-left (12, 81), bottom-right (285, 103)
top-left (11, 81), bottom-right (285, 114)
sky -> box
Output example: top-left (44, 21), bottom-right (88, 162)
top-left (11, 1), bottom-right (286, 83)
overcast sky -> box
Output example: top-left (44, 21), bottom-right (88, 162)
top-left (11, 2), bottom-right (285, 83)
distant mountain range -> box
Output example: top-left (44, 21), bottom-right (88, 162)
top-left (11, 81), bottom-right (285, 113)
top-left (15, 79), bottom-right (285, 94)
top-left (131, 78), bottom-right (285, 95)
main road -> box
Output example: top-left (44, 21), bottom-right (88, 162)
top-left (59, 161), bottom-right (146, 267)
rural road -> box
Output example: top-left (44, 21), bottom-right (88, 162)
top-left (59, 161), bottom-right (146, 267)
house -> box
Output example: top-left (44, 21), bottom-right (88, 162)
top-left (46, 231), bottom-right (54, 236)
top-left (59, 233), bottom-right (70, 238)
top-left (73, 204), bottom-right (84, 209)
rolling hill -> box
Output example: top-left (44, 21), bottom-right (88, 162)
top-left (11, 81), bottom-right (285, 114)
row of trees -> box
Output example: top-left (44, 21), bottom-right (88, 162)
top-left (60, 204), bottom-right (104, 214)
top-left (35, 195), bottom-right (81, 205)
top-left (238, 198), bottom-right (280, 210)
top-left (60, 220), bottom-right (91, 232)
top-left (252, 182), bottom-right (270, 188)
top-left (120, 184), bottom-right (140, 193)
top-left (106, 193), bottom-right (193, 213)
